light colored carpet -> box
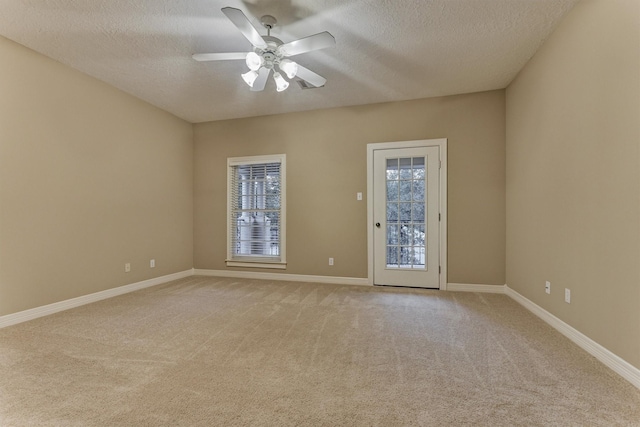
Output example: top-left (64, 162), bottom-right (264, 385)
top-left (0, 276), bottom-right (638, 426)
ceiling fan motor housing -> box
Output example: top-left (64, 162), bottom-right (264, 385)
top-left (256, 37), bottom-right (285, 70)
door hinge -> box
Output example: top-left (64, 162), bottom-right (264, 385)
top-left (439, 266), bottom-right (441, 274)
top-left (439, 160), bottom-right (442, 169)
top-left (439, 213), bottom-right (441, 221)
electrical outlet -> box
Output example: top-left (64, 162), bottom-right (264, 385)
top-left (545, 281), bottom-right (551, 294)
top-left (564, 288), bottom-right (571, 304)
top-left (150, 259), bottom-right (155, 268)
top-left (124, 263), bottom-right (131, 273)
top-left (329, 257), bottom-right (334, 266)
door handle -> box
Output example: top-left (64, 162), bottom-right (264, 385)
top-left (375, 222), bottom-right (381, 228)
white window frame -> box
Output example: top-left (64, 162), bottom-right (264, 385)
top-left (226, 154), bottom-right (286, 269)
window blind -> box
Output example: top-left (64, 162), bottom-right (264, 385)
top-left (229, 161), bottom-right (282, 260)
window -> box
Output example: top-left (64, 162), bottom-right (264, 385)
top-left (226, 154), bottom-right (286, 268)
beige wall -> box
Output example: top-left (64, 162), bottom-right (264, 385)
top-left (194, 90), bottom-right (506, 284)
top-left (506, 0), bottom-right (640, 368)
top-left (0, 37), bottom-right (194, 316)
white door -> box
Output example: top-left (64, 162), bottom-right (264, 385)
top-left (373, 146), bottom-right (440, 288)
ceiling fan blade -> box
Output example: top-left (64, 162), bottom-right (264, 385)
top-left (295, 65), bottom-right (327, 88)
top-left (221, 7), bottom-right (268, 50)
top-left (279, 32), bottom-right (335, 57)
top-left (192, 52), bottom-right (250, 62)
top-left (251, 68), bottom-right (271, 92)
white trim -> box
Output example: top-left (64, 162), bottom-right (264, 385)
top-left (505, 285), bottom-right (640, 390)
top-left (194, 269), bottom-right (370, 287)
top-left (0, 269), bottom-right (194, 329)
top-left (225, 261), bottom-right (287, 269)
top-left (227, 154), bottom-right (286, 266)
top-left (366, 138), bottom-right (448, 289)
top-left (439, 142), bottom-right (448, 290)
top-left (228, 154), bottom-right (284, 166)
top-left (447, 283), bottom-right (506, 293)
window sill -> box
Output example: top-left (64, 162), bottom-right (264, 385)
top-left (225, 260), bottom-right (287, 270)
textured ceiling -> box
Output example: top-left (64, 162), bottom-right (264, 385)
top-left (0, 0), bottom-right (579, 123)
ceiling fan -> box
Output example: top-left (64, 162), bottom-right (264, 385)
top-left (193, 7), bottom-right (335, 92)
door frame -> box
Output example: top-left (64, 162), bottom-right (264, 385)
top-left (367, 139), bottom-right (448, 290)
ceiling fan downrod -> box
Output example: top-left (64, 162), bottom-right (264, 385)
top-left (260, 15), bottom-right (277, 37)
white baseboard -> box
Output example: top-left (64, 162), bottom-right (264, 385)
top-left (505, 285), bottom-right (640, 390)
top-left (0, 269), bottom-right (194, 329)
top-left (447, 283), bottom-right (506, 293)
top-left (194, 269), bottom-right (370, 287)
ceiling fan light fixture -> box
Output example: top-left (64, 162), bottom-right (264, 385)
top-left (194, 7), bottom-right (335, 93)
top-left (245, 52), bottom-right (264, 71)
top-left (241, 70), bottom-right (259, 87)
top-left (279, 59), bottom-right (298, 79)
top-left (273, 72), bottom-right (289, 92)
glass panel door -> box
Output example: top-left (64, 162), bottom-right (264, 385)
top-left (385, 157), bottom-right (426, 269)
